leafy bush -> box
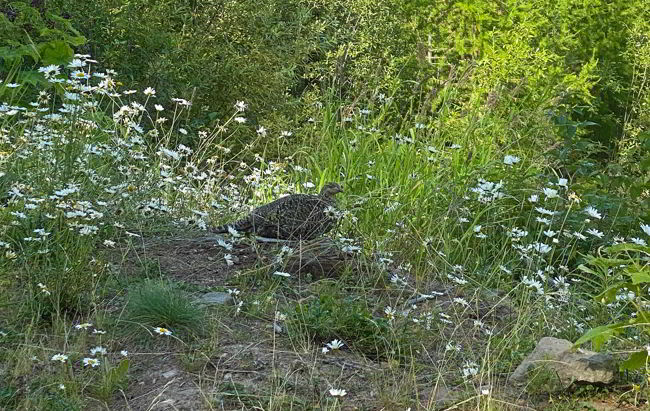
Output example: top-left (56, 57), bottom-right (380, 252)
top-left (574, 243), bottom-right (650, 376)
top-left (0, 1), bottom-right (85, 100)
top-left (50, 0), bottom-right (324, 121)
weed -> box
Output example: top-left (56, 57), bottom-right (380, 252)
top-left (124, 280), bottom-right (206, 339)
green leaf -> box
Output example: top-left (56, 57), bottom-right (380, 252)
top-left (16, 70), bottom-right (48, 87)
top-left (585, 257), bottom-right (632, 268)
top-left (620, 350), bottom-right (648, 372)
top-left (628, 272), bottom-right (650, 285)
top-left (594, 281), bottom-right (630, 304)
top-left (105, 358), bottom-right (129, 388)
top-left (606, 243), bottom-right (650, 254)
top-left (67, 36), bottom-right (87, 47)
top-left (574, 322), bottom-right (627, 351)
top-left (577, 263), bottom-right (598, 275)
top-left (115, 358), bottom-right (129, 376)
top-left (38, 40), bottom-right (73, 65)
top-left (0, 45), bottom-right (39, 62)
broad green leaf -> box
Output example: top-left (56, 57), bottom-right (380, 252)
top-left (66, 36), bottom-right (87, 47)
top-left (38, 40), bottom-right (73, 65)
top-left (104, 358), bottom-right (129, 387)
top-left (0, 45), bottom-right (39, 62)
top-left (577, 263), bottom-right (598, 275)
top-left (620, 350), bottom-right (648, 372)
top-left (594, 281), bottom-right (630, 304)
top-left (116, 358), bottom-right (129, 375)
top-left (585, 257), bottom-right (632, 267)
top-left (16, 70), bottom-right (47, 87)
top-left (574, 322), bottom-right (627, 350)
top-left (628, 272), bottom-right (650, 285)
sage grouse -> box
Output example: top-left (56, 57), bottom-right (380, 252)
top-left (212, 182), bottom-right (343, 240)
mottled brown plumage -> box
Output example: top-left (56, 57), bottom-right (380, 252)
top-left (213, 182), bottom-right (343, 240)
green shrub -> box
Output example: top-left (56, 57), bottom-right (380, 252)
top-left (0, 1), bottom-right (85, 102)
top-left (50, 0), bottom-right (324, 121)
top-left (125, 280), bottom-right (205, 337)
top-left (290, 287), bottom-right (411, 360)
top-left (575, 243), bottom-right (650, 377)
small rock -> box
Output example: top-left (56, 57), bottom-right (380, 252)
top-left (196, 292), bottom-right (233, 305)
top-left (509, 336), bottom-right (616, 389)
top-left (162, 369), bottom-right (178, 379)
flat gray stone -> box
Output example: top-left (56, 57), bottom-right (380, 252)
top-left (162, 369), bottom-right (178, 379)
top-left (509, 337), bottom-right (616, 388)
top-left (196, 292), bottom-right (233, 305)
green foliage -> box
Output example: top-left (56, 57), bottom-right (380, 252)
top-left (575, 243), bottom-right (650, 374)
top-left (2, 0), bottom-right (650, 406)
top-left (36, 0), bottom-right (650, 213)
top-left (0, 385), bottom-right (18, 409)
top-left (0, 1), bottom-right (85, 100)
top-left (125, 280), bottom-right (205, 337)
top-left (290, 286), bottom-right (410, 359)
top-left (0, 1), bottom-right (85, 63)
top-left (50, 0), bottom-right (318, 121)
top-left (91, 359), bottom-right (129, 402)
top-left (409, 0), bottom-right (645, 136)
top-left (32, 0), bottom-right (649, 190)
top-left (46, 0), bottom-right (412, 134)
top-left (401, 0), bottom-right (650, 212)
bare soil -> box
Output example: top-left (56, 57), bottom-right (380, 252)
top-left (107, 234), bottom-right (638, 411)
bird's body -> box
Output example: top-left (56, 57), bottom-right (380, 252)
top-left (213, 182), bottom-right (343, 240)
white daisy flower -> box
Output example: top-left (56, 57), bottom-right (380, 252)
top-left (503, 155), bottom-right (520, 165)
top-left (584, 206), bottom-right (602, 219)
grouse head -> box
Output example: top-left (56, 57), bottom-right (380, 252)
top-left (320, 182), bottom-right (343, 198)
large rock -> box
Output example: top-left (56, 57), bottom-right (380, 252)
top-left (509, 337), bottom-right (616, 388)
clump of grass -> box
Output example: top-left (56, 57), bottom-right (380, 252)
top-left (524, 363), bottom-right (565, 395)
top-left (289, 285), bottom-right (412, 360)
top-left (90, 358), bottom-right (129, 403)
top-left (0, 385), bottom-right (19, 410)
top-left (124, 280), bottom-right (205, 338)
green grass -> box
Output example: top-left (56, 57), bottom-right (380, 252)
top-left (123, 280), bottom-right (206, 339)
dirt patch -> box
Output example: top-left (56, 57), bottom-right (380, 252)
top-left (115, 353), bottom-right (204, 410)
top-left (116, 235), bottom-right (254, 287)
top-left (111, 235), bottom-right (381, 409)
top-left (107, 235), bottom-right (579, 410)
top-left (117, 235), bottom-right (357, 287)
top-left (114, 322), bottom-right (384, 410)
